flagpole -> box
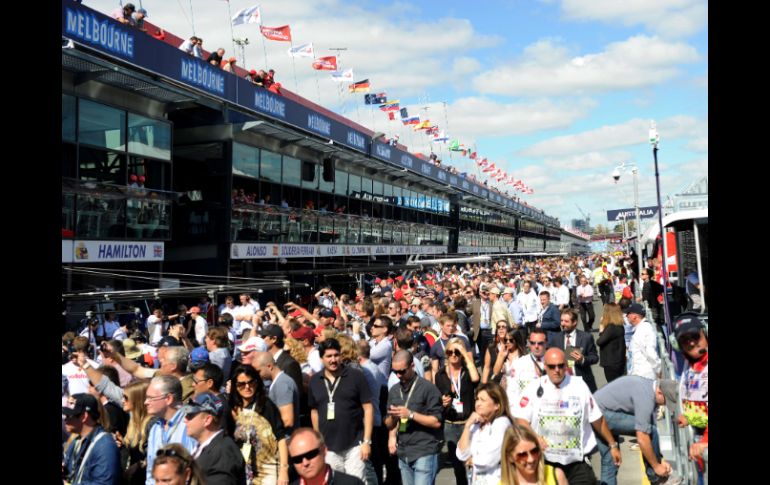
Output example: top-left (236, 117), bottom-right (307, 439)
top-left (259, 18), bottom-right (269, 70)
top-left (189, 0), bottom-right (196, 36)
top-left (226, 1), bottom-right (236, 60)
top-left (289, 40), bottom-right (299, 93)
top-left (314, 70), bottom-right (322, 105)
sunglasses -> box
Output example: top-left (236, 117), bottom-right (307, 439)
top-left (528, 341), bottom-right (546, 346)
top-left (445, 349), bottom-right (463, 357)
top-left (505, 338), bottom-right (516, 344)
top-left (545, 363), bottom-right (566, 370)
top-left (372, 324), bottom-right (387, 328)
top-left (392, 367), bottom-right (410, 375)
top-left (514, 447), bottom-right (540, 461)
top-left (236, 380), bottom-right (256, 389)
top-left (290, 447), bottom-right (321, 464)
top-left (156, 447), bottom-right (188, 463)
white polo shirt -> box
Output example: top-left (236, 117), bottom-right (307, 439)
top-left (513, 374), bottom-right (603, 465)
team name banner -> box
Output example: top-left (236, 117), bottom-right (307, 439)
top-left (67, 241), bottom-right (165, 262)
top-left (230, 244), bottom-right (446, 259)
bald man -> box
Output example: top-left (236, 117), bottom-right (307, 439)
top-left (512, 348), bottom-right (620, 485)
top-left (287, 428), bottom-right (363, 485)
top-left (253, 351), bottom-right (299, 432)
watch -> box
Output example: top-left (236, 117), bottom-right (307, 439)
top-left (408, 411), bottom-right (414, 420)
top-left (610, 442), bottom-right (619, 449)
top-left (361, 439), bottom-right (372, 445)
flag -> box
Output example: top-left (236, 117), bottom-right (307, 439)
top-left (402, 116), bottom-right (420, 125)
top-left (288, 43), bottom-right (314, 58)
top-left (388, 112), bottom-right (395, 121)
top-left (448, 139), bottom-right (460, 151)
top-left (348, 79), bottom-right (370, 93)
top-left (330, 68), bottom-right (354, 82)
top-left (476, 158), bottom-right (488, 168)
top-left (365, 93), bottom-right (387, 104)
top-left (379, 100), bottom-right (400, 111)
top-left (482, 163), bottom-right (496, 173)
top-left (461, 149), bottom-right (467, 157)
top-left (312, 56), bottom-right (338, 71)
top-left (260, 25), bottom-right (292, 42)
top-left (400, 107), bottom-right (408, 119)
top-left (426, 126), bottom-right (439, 135)
top-left (432, 131), bottom-right (448, 143)
top-left (470, 151), bottom-right (477, 160)
top-left (413, 120), bottom-right (432, 130)
top-left (232, 4), bottom-right (261, 26)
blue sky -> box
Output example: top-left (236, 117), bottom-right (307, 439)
top-left (84, 0), bottom-right (708, 228)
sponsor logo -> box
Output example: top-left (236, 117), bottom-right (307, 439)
top-left (520, 397), bottom-right (529, 408)
top-left (75, 242), bottom-right (89, 260)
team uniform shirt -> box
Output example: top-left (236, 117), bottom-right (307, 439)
top-left (505, 354), bottom-right (545, 414)
top-left (513, 374), bottom-right (603, 466)
top-left (62, 359), bottom-right (101, 396)
top-left (679, 354), bottom-right (708, 433)
top-left (627, 319), bottom-right (660, 380)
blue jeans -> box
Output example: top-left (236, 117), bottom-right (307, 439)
top-left (597, 409), bottom-right (660, 485)
top-left (398, 453), bottom-right (438, 485)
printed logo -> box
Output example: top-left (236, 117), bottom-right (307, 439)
top-left (520, 397), bottom-right (529, 408)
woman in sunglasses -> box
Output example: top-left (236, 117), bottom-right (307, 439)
top-left (152, 443), bottom-right (205, 485)
top-left (120, 380), bottom-right (155, 485)
top-left (456, 383), bottom-right (514, 485)
top-left (500, 424), bottom-right (567, 485)
top-left (229, 365), bottom-right (290, 485)
top-left (435, 338), bottom-right (480, 485)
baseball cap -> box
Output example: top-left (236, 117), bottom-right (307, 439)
top-left (488, 286), bottom-right (501, 295)
top-left (190, 347), bottom-right (209, 368)
top-left (673, 313), bottom-right (705, 341)
top-left (623, 303), bottom-right (645, 316)
top-left (260, 324), bottom-right (285, 340)
top-left (158, 335), bottom-right (182, 347)
top-left (291, 326), bottom-right (315, 344)
top-left (181, 392), bottom-right (224, 417)
top-left (137, 8), bottom-right (147, 16)
top-left (238, 336), bottom-right (267, 353)
top-left (189, 306), bottom-right (201, 313)
top-left (503, 287), bottom-right (516, 295)
top-left (319, 308), bottom-right (336, 318)
top-left (62, 394), bottom-right (100, 419)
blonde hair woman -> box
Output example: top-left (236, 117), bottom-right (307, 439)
top-left (499, 424), bottom-right (567, 485)
top-left (121, 380), bottom-right (154, 484)
top-left (596, 302), bottom-right (626, 383)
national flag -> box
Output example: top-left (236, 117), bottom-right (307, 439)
top-left (413, 120), bottom-right (432, 130)
top-left (482, 163), bottom-right (496, 173)
top-left (448, 139), bottom-right (460, 151)
top-left (365, 93), bottom-right (387, 105)
top-left (260, 25), bottom-right (292, 42)
top-left (470, 151), bottom-right (477, 160)
top-left (287, 43), bottom-right (314, 58)
top-left (330, 68), bottom-right (354, 82)
top-left (476, 158), bottom-right (488, 168)
top-left (232, 4), bottom-right (261, 26)
top-left (379, 100), bottom-right (400, 111)
top-left (402, 116), bottom-right (420, 125)
top-left (431, 131), bottom-right (449, 143)
top-left (312, 56), bottom-right (338, 71)
top-left (348, 79), bottom-right (370, 93)
top-left (461, 149), bottom-right (467, 157)
top-left (400, 107), bottom-right (409, 119)
top-left (388, 112), bottom-right (395, 121)
top-left (526, 188), bottom-right (534, 194)
top-left (426, 126), bottom-right (439, 135)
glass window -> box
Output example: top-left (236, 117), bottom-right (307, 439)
top-left (333, 216), bottom-right (347, 243)
top-left (301, 161), bottom-right (318, 190)
top-left (127, 113), bottom-right (171, 160)
top-left (78, 99), bottom-right (125, 150)
top-left (260, 149), bottom-right (281, 182)
top-left (334, 170), bottom-right (348, 195)
top-left (63, 94), bottom-right (76, 142)
top-left (318, 165), bottom-right (334, 193)
top-left (233, 143), bottom-right (260, 179)
top-left (360, 177), bottom-right (372, 196)
top-left (348, 174), bottom-right (361, 197)
top-left (79, 147), bottom-right (125, 184)
top-left (283, 156), bottom-right (301, 187)
top-left (372, 180), bottom-right (383, 197)
top-left (382, 183), bottom-right (392, 198)
top-left (347, 218), bottom-right (360, 244)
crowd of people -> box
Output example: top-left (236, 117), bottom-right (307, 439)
top-left (62, 254), bottom-right (707, 485)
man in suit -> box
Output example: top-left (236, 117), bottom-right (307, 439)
top-left (537, 291), bottom-right (561, 339)
top-left (183, 392), bottom-right (246, 485)
top-left (466, 284), bottom-right (492, 363)
top-left (548, 308), bottom-right (599, 392)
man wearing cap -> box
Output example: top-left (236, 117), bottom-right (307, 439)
top-left (188, 307), bottom-right (208, 347)
top-left (111, 3), bottom-right (136, 26)
top-left (132, 7), bottom-right (148, 31)
top-left (292, 325), bottom-right (322, 373)
top-left (63, 394), bottom-right (121, 484)
top-left (145, 375), bottom-right (198, 485)
top-left (514, 348), bottom-right (621, 485)
top-left (594, 376), bottom-right (682, 485)
top-left (490, 285), bottom-right (515, 333)
top-left (502, 286), bottom-right (524, 328)
top-left (237, 336), bottom-right (268, 367)
top-left (183, 392), bottom-right (246, 485)
top-left (673, 313), bottom-right (708, 466)
top-left (625, 303), bottom-right (660, 380)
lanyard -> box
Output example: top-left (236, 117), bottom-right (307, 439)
top-left (447, 367), bottom-right (463, 396)
top-left (162, 411), bottom-right (184, 445)
top-left (324, 374), bottom-right (342, 402)
top-left (399, 377), bottom-right (419, 409)
top-left (71, 431), bottom-right (107, 483)
top-left (531, 355), bottom-right (544, 377)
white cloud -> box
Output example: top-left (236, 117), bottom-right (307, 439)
top-left (452, 57), bottom-right (482, 76)
top-left (519, 115), bottom-right (705, 157)
top-left (561, 0), bottom-right (708, 38)
top-left (474, 35), bottom-right (699, 96)
top-left (685, 137), bottom-right (708, 152)
top-left (543, 151), bottom-right (632, 170)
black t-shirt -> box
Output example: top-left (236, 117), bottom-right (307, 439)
top-left (308, 366), bottom-right (372, 452)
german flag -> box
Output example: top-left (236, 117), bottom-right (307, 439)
top-left (348, 79), bottom-right (370, 93)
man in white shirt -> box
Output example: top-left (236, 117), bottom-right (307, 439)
top-left (553, 277), bottom-right (571, 310)
top-left (517, 281), bottom-right (541, 336)
top-left (146, 308), bottom-right (166, 347)
top-left (62, 336), bottom-right (100, 396)
top-left (218, 295), bottom-right (238, 318)
top-left (234, 293), bottom-right (259, 335)
top-left (190, 306), bottom-right (208, 347)
top-left (505, 328), bottom-right (547, 413)
top-left (514, 347), bottom-right (620, 485)
top-left (624, 304), bottom-right (660, 380)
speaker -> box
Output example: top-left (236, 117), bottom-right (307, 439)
top-left (322, 157), bottom-right (335, 182)
top-left (301, 161), bottom-right (315, 182)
